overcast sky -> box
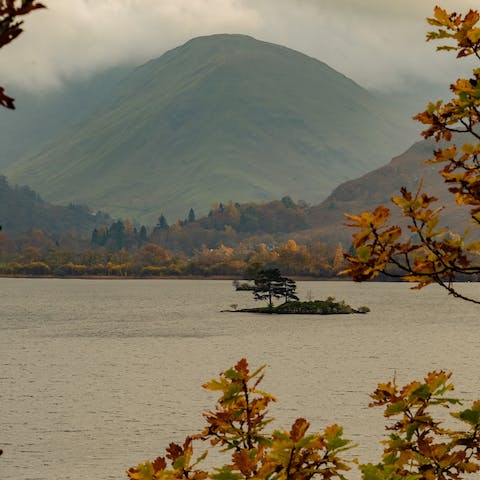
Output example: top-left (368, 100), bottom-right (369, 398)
top-left (1, 0), bottom-right (479, 92)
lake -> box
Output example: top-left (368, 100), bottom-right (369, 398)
top-left (1, 278), bottom-right (480, 480)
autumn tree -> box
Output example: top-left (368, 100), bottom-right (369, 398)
top-left (248, 243), bottom-right (279, 268)
top-left (128, 359), bottom-right (353, 480)
top-left (140, 243), bottom-right (170, 266)
top-left (0, 0), bottom-right (45, 109)
top-left (360, 370), bottom-right (480, 480)
top-left (344, 6), bottom-right (480, 304)
top-left (128, 359), bottom-right (480, 480)
top-left (332, 243), bottom-right (345, 272)
top-left (276, 239), bottom-right (310, 274)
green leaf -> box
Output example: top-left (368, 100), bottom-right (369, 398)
top-left (383, 452), bottom-right (398, 465)
top-left (410, 384), bottom-right (430, 401)
top-left (385, 400), bottom-right (406, 415)
top-left (225, 383), bottom-right (242, 398)
top-left (406, 422), bottom-right (419, 441)
top-left (212, 467), bottom-right (243, 480)
top-left (224, 368), bottom-right (242, 380)
top-left (356, 246), bottom-right (372, 261)
top-left (456, 407), bottom-right (480, 425)
top-left (360, 463), bottom-right (390, 480)
top-left (249, 365), bottom-right (266, 380)
top-left (193, 450), bottom-right (208, 467)
top-left (272, 430), bottom-right (290, 441)
top-left (173, 455), bottom-right (186, 470)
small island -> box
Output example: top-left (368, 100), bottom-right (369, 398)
top-left (230, 269), bottom-right (369, 315)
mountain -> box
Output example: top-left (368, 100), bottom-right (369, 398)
top-left (7, 34), bottom-right (416, 223)
top-left (302, 140), bottom-right (472, 245)
top-left (0, 175), bottom-right (110, 236)
top-left (0, 66), bottom-right (131, 169)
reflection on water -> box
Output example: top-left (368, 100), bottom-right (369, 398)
top-left (1, 278), bottom-right (479, 479)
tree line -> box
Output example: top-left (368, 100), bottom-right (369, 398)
top-left (0, 195), bottom-right (349, 277)
top-left (0, 236), bottom-right (346, 278)
top-left (89, 197), bottom-right (310, 253)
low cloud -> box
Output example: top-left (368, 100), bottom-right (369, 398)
top-left (0, 0), bottom-right (479, 92)
top-left (0, 0), bottom-right (260, 90)
top-left (246, 0), bottom-right (480, 90)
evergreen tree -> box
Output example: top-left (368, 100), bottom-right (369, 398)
top-left (252, 268), bottom-right (284, 308)
top-left (188, 208), bottom-right (196, 223)
top-left (252, 269), bottom-right (299, 307)
top-left (90, 228), bottom-right (99, 245)
top-left (108, 220), bottom-right (125, 250)
top-left (281, 195), bottom-right (296, 208)
top-left (139, 225), bottom-right (148, 242)
top-left (157, 214), bottom-right (168, 229)
top-left (280, 277), bottom-right (299, 303)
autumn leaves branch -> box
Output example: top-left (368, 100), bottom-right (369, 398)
top-left (127, 359), bottom-right (352, 480)
top-left (0, 0), bottom-right (45, 109)
top-left (127, 359), bottom-right (480, 480)
top-left (344, 7), bottom-right (480, 303)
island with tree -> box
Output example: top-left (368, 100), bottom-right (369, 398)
top-left (231, 268), bottom-right (369, 314)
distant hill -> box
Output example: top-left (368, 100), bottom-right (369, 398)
top-left (0, 175), bottom-right (110, 236)
top-left (302, 140), bottom-right (473, 245)
top-left (7, 34), bottom-right (415, 223)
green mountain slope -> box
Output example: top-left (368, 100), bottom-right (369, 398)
top-left (8, 34), bottom-right (416, 223)
top-left (0, 66), bottom-right (130, 169)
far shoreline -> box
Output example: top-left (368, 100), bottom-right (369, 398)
top-left (0, 274), bottom-right (352, 281)
top-left (0, 274), bottom-right (420, 285)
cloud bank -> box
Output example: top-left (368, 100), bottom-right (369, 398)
top-left (0, 0), bottom-right (479, 92)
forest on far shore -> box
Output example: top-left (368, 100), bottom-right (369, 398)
top-left (0, 186), bottom-right (350, 278)
top-left (0, 236), bottom-right (347, 278)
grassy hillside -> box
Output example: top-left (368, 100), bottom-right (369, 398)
top-left (0, 66), bottom-right (130, 169)
top-left (8, 34), bottom-right (416, 223)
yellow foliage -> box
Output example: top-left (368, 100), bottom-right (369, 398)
top-left (128, 360), bottom-right (480, 480)
top-left (344, 5), bottom-right (480, 304)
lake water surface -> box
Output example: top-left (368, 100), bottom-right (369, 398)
top-left (1, 278), bottom-right (480, 480)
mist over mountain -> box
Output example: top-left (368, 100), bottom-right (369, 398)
top-left (6, 34), bottom-right (417, 223)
